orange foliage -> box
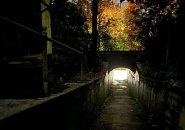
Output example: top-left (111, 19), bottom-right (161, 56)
top-left (98, 1), bottom-right (124, 41)
top-left (122, 2), bottom-right (142, 50)
top-left (76, 0), bottom-right (144, 50)
top-left (98, 1), bottom-right (143, 50)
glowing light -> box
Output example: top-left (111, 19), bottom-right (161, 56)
top-left (120, 85), bottom-right (127, 88)
top-left (113, 69), bottom-right (127, 80)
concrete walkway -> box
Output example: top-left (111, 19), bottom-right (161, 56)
top-left (89, 80), bottom-right (148, 130)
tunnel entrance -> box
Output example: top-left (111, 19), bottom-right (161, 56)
top-left (110, 68), bottom-right (129, 88)
top-left (89, 67), bottom-right (147, 130)
top-left (113, 68), bottom-right (127, 81)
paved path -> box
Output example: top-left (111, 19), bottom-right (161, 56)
top-left (89, 80), bottom-right (147, 130)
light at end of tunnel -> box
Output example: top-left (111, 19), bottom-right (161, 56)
top-left (120, 85), bottom-right (127, 88)
top-left (113, 69), bottom-right (127, 81)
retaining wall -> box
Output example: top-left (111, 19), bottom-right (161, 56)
top-left (0, 74), bottom-right (110, 130)
top-left (127, 70), bottom-right (185, 130)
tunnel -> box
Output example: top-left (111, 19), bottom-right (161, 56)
top-left (88, 67), bottom-right (148, 130)
top-left (109, 67), bottom-right (129, 88)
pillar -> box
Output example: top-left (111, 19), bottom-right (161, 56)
top-left (41, 0), bottom-right (52, 95)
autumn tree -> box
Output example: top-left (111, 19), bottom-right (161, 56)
top-left (98, 0), bottom-right (143, 51)
top-left (122, 2), bottom-right (143, 50)
top-left (98, 0), bottom-right (125, 50)
top-left (72, 0), bottom-right (144, 51)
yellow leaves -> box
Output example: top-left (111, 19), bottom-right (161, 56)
top-left (98, 0), bottom-right (125, 42)
top-left (98, 3), bottom-right (122, 25)
top-left (73, 0), bottom-right (144, 50)
top-left (122, 2), bottom-right (139, 22)
top-left (120, 2), bottom-right (142, 50)
top-left (97, 1), bottom-right (143, 50)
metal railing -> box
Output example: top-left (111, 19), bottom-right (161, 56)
top-left (0, 16), bottom-right (82, 55)
top-left (0, 15), bottom-right (85, 95)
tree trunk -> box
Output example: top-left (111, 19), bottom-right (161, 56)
top-left (91, 0), bottom-right (99, 66)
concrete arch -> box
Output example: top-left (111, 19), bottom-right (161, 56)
top-left (107, 67), bottom-right (137, 87)
top-left (100, 51), bottom-right (143, 73)
top-left (108, 64), bottom-right (136, 73)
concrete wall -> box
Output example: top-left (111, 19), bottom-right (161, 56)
top-left (0, 75), bottom-right (110, 130)
top-left (100, 51), bottom-right (142, 72)
top-left (127, 70), bottom-right (185, 130)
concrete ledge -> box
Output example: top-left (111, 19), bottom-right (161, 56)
top-left (0, 82), bottom-right (87, 121)
top-left (0, 76), bottom-right (109, 129)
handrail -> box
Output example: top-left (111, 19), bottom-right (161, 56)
top-left (0, 16), bottom-right (82, 55)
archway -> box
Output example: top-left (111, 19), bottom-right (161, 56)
top-left (108, 67), bottom-right (136, 89)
